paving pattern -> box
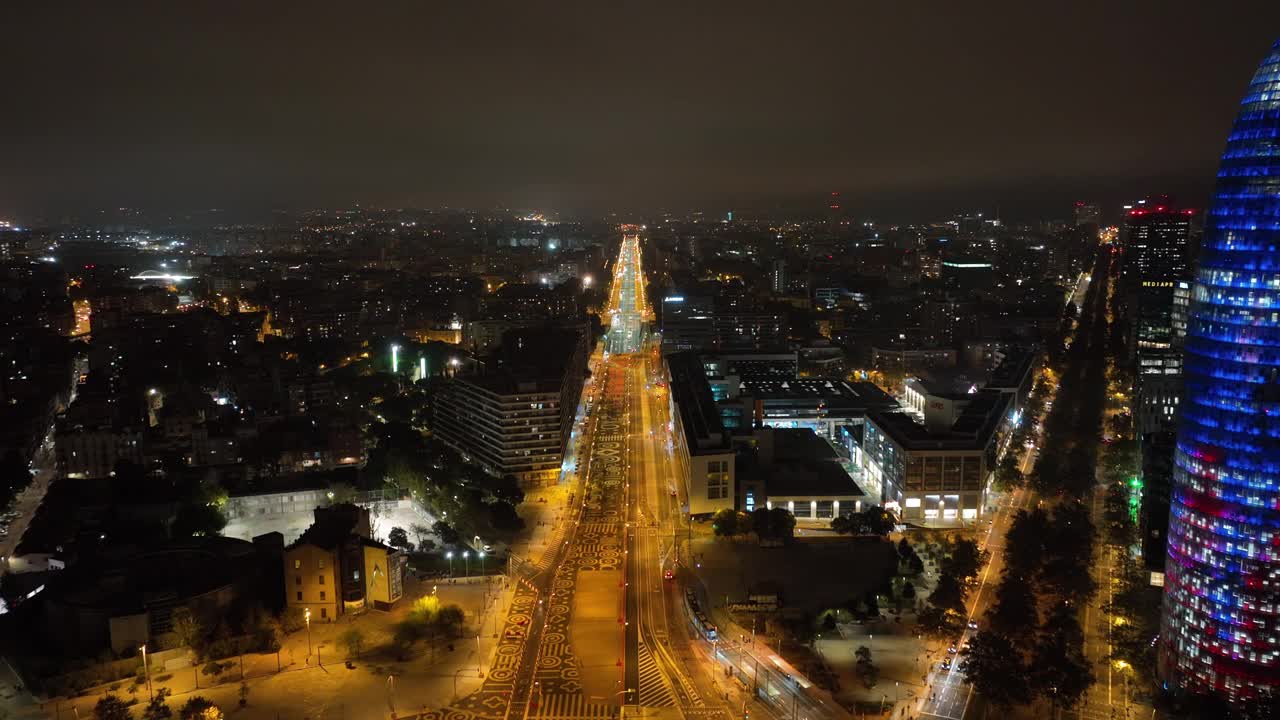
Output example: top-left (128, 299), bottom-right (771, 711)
top-left (450, 367), bottom-right (628, 720)
top-left (452, 579), bottom-right (541, 718)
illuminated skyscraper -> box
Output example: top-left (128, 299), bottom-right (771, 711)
top-left (1159, 38), bottom-right (1280, 701)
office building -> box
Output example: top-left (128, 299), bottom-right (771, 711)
top-left (1073, 201), bottom-right (1101, 228)
top-left (1127, 202), bottom-right (1194, 436)
top-left (666, 351), bottom-right (736, 516)
top-left (1159, 39), bottom-right (1280, 702)
top-left (862, 390), bottom-right (1010, 525)
top-left (769, 259), bottom-right (787, 294)
top-left (660, 294), bottom-right (715, 353)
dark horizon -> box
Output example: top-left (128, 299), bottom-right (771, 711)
top-left (3, 2), bottom-right (1279, 222)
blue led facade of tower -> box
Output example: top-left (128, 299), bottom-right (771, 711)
top-left (1160, 38), bottom-right (1280, 699)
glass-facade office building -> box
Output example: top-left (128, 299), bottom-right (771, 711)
top-left (1160, 39), bottom-right (1280, 700)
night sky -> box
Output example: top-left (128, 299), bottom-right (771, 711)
top-left (3, 2), bottom-right (1280, 221)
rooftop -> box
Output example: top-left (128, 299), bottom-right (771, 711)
top-left (740, 378), bottom-right (898, 410)
top-left (667, 351), bottom-right (730, 454)
top-left (744, 428), bottom-right (863, 499)
top-left (869, 390), bottom-right (1010, 451)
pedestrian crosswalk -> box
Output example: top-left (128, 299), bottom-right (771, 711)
top-left (635, 641), bottom-right (677, 707)
top-left (532, 693), bottom-right (618, 718)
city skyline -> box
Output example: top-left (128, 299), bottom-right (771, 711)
top-left (3, 10), bottom-right (1280, 720)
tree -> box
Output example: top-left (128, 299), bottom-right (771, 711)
top-left (916, 606), bottom-right (958, 637)
top-left (712, 508), bottom-right (738, 538)
top-left (487, 501), bottom-right (525, 532)
top-left (142, 689), bottom-right (173, 720)
top-left (432, 520), bottom-right (460, 546)
top-left (410, 523), bottom-right (433, 549)
top-left (437, 604), bottom-right (465, 638)
top-left (860, 506), bottom-right (895, 536)
top-left (281, 606), bottom-right (306, 634)
top-left (901, 582), bottom-right (916, 601)
top-left (387, 527), bottom-right (413, 551)
top-left (94, 695), bottom-right (132, 720)
top-left (993, 456), bottom-right (1024, 492)
top-left (989, 577), bottom-right (1038, 640)
top-left (862, 589), bottom-right (880, 618)
top-left (830, 514), bottom-right (854, 534)
top-left (958, 631), bottom-right (1032, 708)
top-left (854, 645), bottom-right (878, 688)
top-left (832, 506), bottom-right (893, 536)
top-left (907, 552), bottom-right (925, 577)
top-left (1004, 508), bottom-right (1049, 574)
top-left (339, 627), bottom-right (365, 658)
top-left (178, 699), bottom-right (215, 720)
top-left (172, 608), bottom-right (203, 651)
top-left (928, 572), bottom-right (967, 615)
top-left (1031, 604), bottom-right (1094, 710)
top-left (172, 503), bottom-right (227, 538)
top-left (734, 511), bottom-right (754, 537)
top-left (767, 507), bottom-right (796, 540)
top-left (391, 620), bottom-right (421, 660)
top-left (942, 538), bottom-right (987, 583)
top-left (751, 507), bottom-right (773, 538)
top-left (327, 482), bottom-right (358, 505)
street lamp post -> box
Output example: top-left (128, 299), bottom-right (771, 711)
top-left (446, 551), bottom-right (454, 578)
top-left (140, 644), bottom-right (153, 701)
top-left (479, 550), bottom-right (486, 576)
top-left (305, 608), bottom-right (313, 656)
top-left (464, 550), bottom-right (470, 578)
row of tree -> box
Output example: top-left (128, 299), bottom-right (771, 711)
top-left (711, 507), bottom-right (797, 542)
top-left (94, 691), bottom-right (223, 720)
top-left (959, 251), bottom-right (1115, 713)
top-left (829, 505), bottom-right (895, 537)
top-left (917, 537), bottom-right (987, 636)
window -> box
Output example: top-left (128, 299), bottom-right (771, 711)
top-left (354, 570), bottom-right (361, 581)
top-left (320, 608), bottom-right (327, 619)
top-left (706, 460), bottom-right (730, 500)
top-left (295, 576), bottom-right (301, 585)
top-left (296, 591), bottom-right (302, 601)
top-left (319, 574), bottom-right (325, 585)
top-left (294, 559), bottom-right (301, 569)
top-left (320, 591), bottom-right (326, 601)
top-left (318, 558), bottom-right (326, 569)
top-left (905, 498), bottom-right (922, 508)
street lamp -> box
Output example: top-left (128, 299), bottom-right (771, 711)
top-left (140, 643), bottom-right (153, 701)
top-left (479, 550), bottom-right (486, 575)
top-left (304, 608), bottom-right (313, 656)
top-left (446, 551), bottom-right (454, 578)
top-left (391, 344), bottom-right (400, 374)
top-left (463, 550), bottom-right (471, 578)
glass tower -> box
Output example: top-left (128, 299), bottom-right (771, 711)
top-left (1160, 38), bottom-right (1280, 700)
